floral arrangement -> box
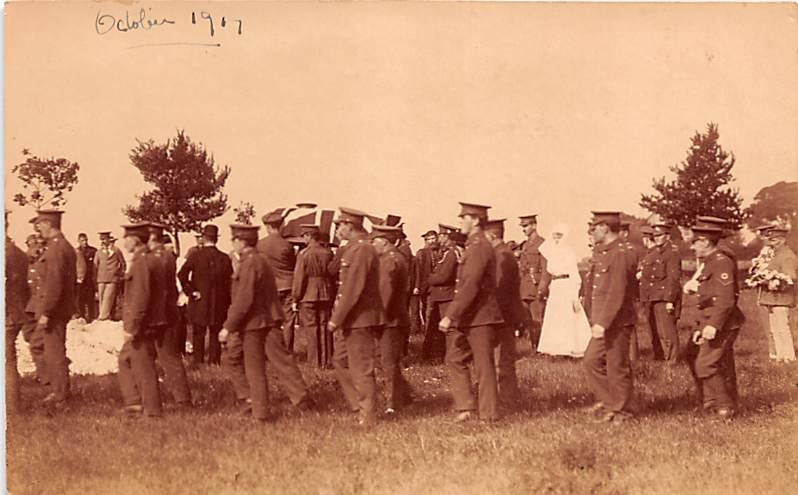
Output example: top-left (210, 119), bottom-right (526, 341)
top-left (746, 249), bottom-right (794, 292)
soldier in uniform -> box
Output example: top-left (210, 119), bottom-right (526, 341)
top-left (220, 224), bottom-right (312, 422)
top-left (23, 232), bottom-right (48, 384)
top-left (371, 224), bottom-right (414, 414)
top-left (412, 229), bottom-right (439, 336)
top-left (95, 231), bottom-right (126, 321)
top-left (328, 207), bottom-right (385, 426)
top-left (422, 225), bottom-right (459, 362)
top-left (483, 218), bottom-right (527, 405)
top-left (75, 233), bottom-right (98, 322)
top-left (518, 214), bottom-right (551, 350)
top-left (6, 213), bottom-right (32, 411)
top-left (618, 222), bottom-right (644, 363)
top-left (582, 211), bottom-right (637, 422)
top-left (30, 210), bottom-right (77, 407)
top-left (684, 218), bottom-right (745, 418)
top-left (638, 222), bottom-right (682, 362)
top-left (117, 223), bottom-right (163, 417)
top-left (258, 210), bottom-right (299, 352)
top-left (292, 224), bottom-right (335, 369)
top-left (439, 203), bottom-right (503, 422)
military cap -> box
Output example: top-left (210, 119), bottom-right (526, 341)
top-left (458, 202), bottom-right (491, 219)
top-left (691, 217), bottom-right (724, 236)
top-left (385, 214), bottom-right (402, 227)
top-left (519, 214), bottom-right (538, 226)
top-left (295, 202), bottom-right (318, 209)
top-left (370, 224), bottom-right (402, 242)
top-left (422, 229), bottom-right (438, 238)
top-left (640, 225), bottom-right (655, 237)
top-left (146, 222), bottom-right (167, 238)
top-left (334, 207), bottom-right (368, 226)
top-left (34, 209), bottom-right (64, 228)
top-left (755, 223), bottom-right (776, 234)
top-left (230, 223), bottom-right (260, 241)
top-left (438, 224), bottom-right (458, 235)
top-left (261, 209), bottom-right (285, 226)
top-left (695, 216), bottom-right (730, 230)
top-left (590, 211), bottom-right (622, 227)
top-left (201, 224), bottom-right (220, 240)
top-left (98, 231), bottom-right (112, 240)
top-left (651, 221), bottom-right (672, 235)
top-left (484, 218), bottom-right (506, 237)
top-left (766, 225), bottom-right (790, 236)
top-left (122, 223), bottom-right (150, 243)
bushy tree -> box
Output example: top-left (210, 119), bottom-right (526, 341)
top-left (11, 149), bottom-right (80, 209)
top-left (747, 181), bottom-right (798, 251)
top-left (640, 123), bottom-right (747, 229)
top-left (233, 201), bottom-right (256, 225)
top-left (124, 130), bottom-right (230, 255)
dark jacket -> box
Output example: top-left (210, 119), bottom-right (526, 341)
top-left (698, 250), bottom-right (745, 330)
top-left (445, 232), bottom-right (504, 328)
top-left (293, 242), bottom-right (334, 303)
top-left (33, 232), bottom-right (77, 321)
top-left (583, 238), bottom-right (636, 329)
top-left (493, 242), bottom-right (528, 328)
top-left (178, 245), bottom-right (233, 326)
top-left (256, 233), bottom-right (296, 292)
top-left (519, 234), bottom-right (551, 301)
top-left (639, 240), bottom-right (682, 304)
top-left (123, 246), bottom-right (150, 337)
top-left (378, 245), bottom-right (411, 328)
top-left (5, 238), bottom-right (30, 324)
top-left (224, 248), bottom-right (285, 332)
top-left (329, 233), bottom-right (384, 329)
top-left (427, 247), bottom-right (458, 302)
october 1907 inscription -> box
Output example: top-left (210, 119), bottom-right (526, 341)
top-left (95, 7), bottom-right (243, 43)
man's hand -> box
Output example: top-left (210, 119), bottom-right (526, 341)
top-left (412, 288), bottom-right (420, 296)
top-left (666, 302), bottom-right (675, 313)
top-left (683, 279), bottom-right (698, 295)
top-left (591, 324), bottom-right (605, 339)
top-left (291, 302), bottom-right (298, 313)
top-left (635, 271), bottom-right (642, 281)
top-left (37, 315), bottom-right (49, 332)
top-left (77, 278), bottom-right (84, 284)
top-left (701, 325), bottom-right (717, 341)
top-left (327, 321), bottom-right (338, 334)
top-left (439, 316), bottom-right (452, 333)
top-left (692, 330), bottom-right (704, 345)
top-left (192, 291), bottom-right (202, 301)
top-left (218, 328), bottom-right (229, 344)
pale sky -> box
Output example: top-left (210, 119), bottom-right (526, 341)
top-left (4, 2), bottom-right (797, 255)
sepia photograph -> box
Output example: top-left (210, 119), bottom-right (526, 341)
top-left (3, 1), bottom-right (797, 494)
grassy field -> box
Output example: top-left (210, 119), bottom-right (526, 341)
top-left (6, 291), bottom-right (798, 495)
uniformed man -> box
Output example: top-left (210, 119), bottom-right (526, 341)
top-left (6, 212), bottom-right (32, 411)
top-left (758, 225), bottom-right (797, 363)
top-left (30, 210), bottom-right (77, 407)
top-left (75, 233), bottom-right (98, 322)
top-left (117, 223), bottom-right (163, 417)
top-left (258, 209), bottom-right (299, 352)
top-left (412, 230), bottom-right (439, 337)
top-left (292, 224), bottom-right (335, 369)
top-left (618, 222), bottom-right (643, 362)
top-left (638, 222), bottom-right (682, 362)
top-left (439, 203), bottom-right (503, 422)
top-left (631, 225), bottom-right (656, 361)
top-left (684, 218), bottom-right (745, 418)
top-left (582, 211), bottom-right (637, 422)
top-left (220, 224), bottom-right (312, 422)
top-left (95, 231), bottom-right (126, 321)
top-left (518, 214), bottom-right (551, 350)
top-left (483, 218), bottom-right (527, 405)
top-left (23, 232), bottom-right (48, 385)
top-left (328, 207), bottom-right (385, 426)
top-left (422, 225), bottom-right (459, 362)
top-left (371, 224), bottom-right (414, 414)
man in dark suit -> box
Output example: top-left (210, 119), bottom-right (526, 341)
top-left (178, 224), bottom-right (233, 366)
top-left (75, 233), bottom-right (97, 322)
top-left (258, 209), bottom-right (298, 352)
top-left (412, 230), bottom-right (438, 337)
top-left (6, 212), bottom-right (31, 412)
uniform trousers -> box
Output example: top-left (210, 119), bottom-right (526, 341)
top-left (299, 301), bottom-right (333, 368)
top-left (333, 327), bottom-right (379, 420)
top-left (154, 324), bottom-right (192, 403)
top-left (645, 301), bottom-right (679, 362)
top-left (20, 315), bottom-right (47, 382)
top-left (685, 328), bottom-right (739, 411)
top-left (493, 325), bottom-right (520, 403)
top-left (97, 282), bottom-right (118, 320)
top-left (223, 326), bottom-right (308, 418)
top-left (376, 325), bottom-right (412, 409)
top-left (583, 324), bottom-right (634, 415)
top-left (445, 325), bottom-right (499, 420)
top-left (421, 300), bottom-right (447, 360)
top-left (118, 333), bottom-right (162, 416)
top-left (523, 299), bottom-right (546, 348)
top-left (279, 291), bottom-right (297, 353)
top-left (192, 324), bottom-right (222, 365)
top-left (42, 318), bottom-right (70, 401)
top-left (764, 306), bottom-right (795, 361)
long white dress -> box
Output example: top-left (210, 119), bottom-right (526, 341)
top-left (537, 234), bottom-right (592, 357)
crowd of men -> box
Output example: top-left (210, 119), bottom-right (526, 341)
top-left (5, 203), bottom-right (796, 424)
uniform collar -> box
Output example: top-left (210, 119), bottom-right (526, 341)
top-left (466, 230), bottom-right (484, 246)
top-left (350, 231), bottom-right (368, 243)
top-left (598, 238), bottom-right (620, 253)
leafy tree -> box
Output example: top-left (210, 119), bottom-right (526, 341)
top-left (233, 201), bottom-right (256, 225)
top-left (640, 123), bottom-right (747, 229)
top-left (11, 149), bottom-right (80, 209)
top-left (124, 130), bottom-right (231, 255)
top-left (747, 181), bottom-right (798, 251)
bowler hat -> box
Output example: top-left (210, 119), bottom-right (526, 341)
top-left (201, 224), bottom-right (220, 240)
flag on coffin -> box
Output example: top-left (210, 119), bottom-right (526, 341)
top-left (281, 203), bottom-right (337, 245)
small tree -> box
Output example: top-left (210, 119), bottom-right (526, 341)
top-left (233, 201), bottom-right (256, 225)
top-left (11, 149), bottom-right (80, 209)
top-left (124, 130), bottom-right (231, 255)
top-left (640, 123), bottom-right (747, 229)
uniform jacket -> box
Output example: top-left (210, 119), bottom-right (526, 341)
top-left (256, 233), bottom-right (296, 292)
top-left (378, 245), bottom-right (411, 328)
top-left (758, 244), bottom-right (798, 307)
top-left (397, 241), bottom-right (414, 293)
top-left (293, 242), bottom-right (334, 303)
top-left (426, 247), bottom-right (458, 302)
top-left (123, 246), bottom-right (150, 337)
top-left (76, 245), bottom-right (97, 284)
top-left (177, 245), bottom-right (233, 326)
top-left (223, 247), bottom-right (285, 332)
top-left (697, 250), bottom-right (745, 329)
top-left (493, 242), bottom-right (529, 328)
top-left (329, 233), bottom-right (384, 329)
top-left (583, 238), bottom-right (636, 329)
top-left (25, 251), bottom-right (45, 315)
top-left (5, 239), bottom-right (30, 324)
top-left (519, 234), bottom-right (551, 301)
top-left (94, 245), bottom-right (126, 283)
top-left (621, 240), bottom-right (642, 301)
top-left (146, 246), bottom-right (178, 327)
top-left (413, 247), bottom-right (436, 295)
top-left (32, 232), bottom-right (77, 321)
top-left (445, 231), bottom-right (504, 328)
top-left (639, 240), bottom-right (682, 304)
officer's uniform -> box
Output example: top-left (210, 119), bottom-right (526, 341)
top-left (412, 233), bottom-right (438, 334)
top-left (22, 237), bottom-right (47, 384)
top-left (118, 224), bottom-right (162, 416)
top-left (292, 225), bottom-right (335, 369)
top-left (330, 208), bottom-right (385, 424)
top-left (257, 210), bottom-right (298, 352)
top-left (443, 203), bottom-right (503, 421)
top-left (423, 231), bottom-right (458, 361)
top-left (6, 236), bottom-right (31, 410)
top-left (518, 215), bottom-right (551, 348)
top-left (224, 224), bottom-right (309, 420)
top-left (638, 227), bottom-right (682, 362)
top-left (582, 212), bottom-right (637, 419)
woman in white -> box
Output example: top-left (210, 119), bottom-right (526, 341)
top-left (537, 224), bottom-right (592, 357)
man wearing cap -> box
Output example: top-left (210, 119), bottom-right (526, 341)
top-left (178, 225), bottom-right (233, 366)
top-left (185, 234), bottom-right (204, 260)
top-left (117, 223), bottom-right (163, 416)
top-left (95, 231), bottom-right (126, 321)
top-left (22, 232), bottom-right (48, 384)
top-left (518, 214), bottom-right (551, 350)
top-left (412, 230), bottom-right (439, 337)
top-left (371, 225), bottom-right (414, 414)
top-left (638, 222), bottom-right (682, 362)
top-left (683, 218), bottom-right (745, 418)
top-left (483, 218), bottom-right (527, 405)
top-left (221, 224), bottom-right (312, 421)
top-left (422, 225), bottom-right (459, 362)
top-left (328, 207), bottom-right (385, 426)
top-left (292, 224), bottom-right (335, 369)
top-left (258, 209), bottom-right (299, 352)
top-left (758, 226), bottom-right (798, 363)
top-left (75, 233), bottom-right (98, 323)
top-left (6, 213), bottom-right (32, 411)
top-left (439, 203), bottom-right (503, 422)
top-left (582, 211), bottom-right (637, 422)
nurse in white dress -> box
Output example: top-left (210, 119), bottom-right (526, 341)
top-left (537, 224), bottom-right (592, 357)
